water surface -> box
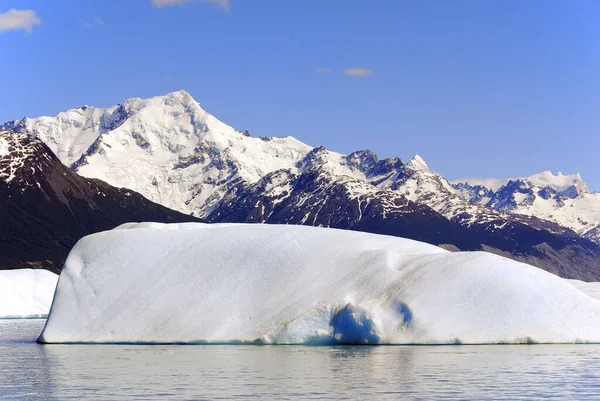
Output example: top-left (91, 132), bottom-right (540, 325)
top-left (2, 320), bottom-right (600, 400)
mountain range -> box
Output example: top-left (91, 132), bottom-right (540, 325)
top-left (2, 90), bottom-right (599, 280)
top-left (452, 173), bottom-right (600, 243)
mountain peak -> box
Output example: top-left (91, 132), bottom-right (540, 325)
top-left (165, 89), bottom-right (193, 98)
top-left (0, 130), bottom-right (49, 185)
top-left (345, 150), bottom-right (379, 173)
top-left (116, 90), bottom-right (200, 116)
top-left (159, 89), bottom-right (195, 104)
top-left (406, 154), bottom-right (430, 172)
top-left (526, 170), bottom-right (587, 195)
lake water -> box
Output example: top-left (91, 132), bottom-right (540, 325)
top-left (2, 320), bottom-right (600, 400)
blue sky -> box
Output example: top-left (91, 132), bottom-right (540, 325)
top-left (1, 0), bottom-right (599, 189)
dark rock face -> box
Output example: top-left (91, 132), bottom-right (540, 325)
top-left (343, 150), bottom-right (379, 174)
top-left (487, 180), bottom-right (535, 211)
top-left (0, 131), bottom-right (200, 273)
top-left (209, 169), bottom-right (465, 246)
top-left (453, 182), bottom-right (495, 204)
top-left (208, 169), bottom-right (600, 281)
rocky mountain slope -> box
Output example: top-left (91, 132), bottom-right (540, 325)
top-left (0, 130), bottom-right (199, 272)
top-left (3, 91), bottom-right (600, 280)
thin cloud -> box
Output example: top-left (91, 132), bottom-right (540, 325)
top-left (80, 18), bottom-right (104, 29)
top-left (80, 19), bottom-right (93, 29)
top-left (152, 0), bottom-right (230, 11)
top-left (316, 67), bottom-right (331, 73)
top-left (343, 67), bottom-right (373, 77)
top-left (0, 9), bottom-right (40, 33)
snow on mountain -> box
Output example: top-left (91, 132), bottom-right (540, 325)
top-left (0, 130), bottom-right (43, 184)
top-left (209, 166), bottom-right (451, 237)
top-left (39, 223), bottom-right (600, 344)
top-left (451, 172), bottom-right (600, 243)
top-left (0, 91), bottom-right (530, 225)
top-left (0, 269), bottom-right (58, 318)
top-left (527, 171), bottom-right (588, 194)
top-left (2, 91), bottom-right (316, 216)
top-left (4, 91), bottom-right (595, 239)
top-left (452, 178), bottom-right (508, 192)
top-left (2, 91), bottom-right (434, 218)
top-left (207, 142), bottom-right (510, 230)
top-left (0, 136), bottom-right (10, 156)
top-left (454, 171), bottom-right (588, 199)
top-left (405, 154), bottom-right (430, 172)
top-left (363, 154), bottom-right (540, 231)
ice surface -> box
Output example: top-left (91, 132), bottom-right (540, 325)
top-left (568, 280), bottom-right (600, 302)
top-left (0, 269), bottom-right (58, 318)
top-left (39, 223), bottom-right (600, 344)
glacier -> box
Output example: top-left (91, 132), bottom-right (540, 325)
top-left (0, 269), bottom-right (58, 318)
top-left (39, 223), bottom-right (600, 344)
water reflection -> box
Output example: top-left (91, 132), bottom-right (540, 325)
top-left (2, 320), bottom-right (600, 400)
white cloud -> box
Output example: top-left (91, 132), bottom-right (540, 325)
top-left (152, 0), bottom-right (230, 11)
top-left (0, 9), bottom-right (40, 33)
top-left (80, 18), bottom-right (104, 29)
top-left (316, 67), bottom-right (331, 73)
top-left (343, 67), bottom-right (373, 77)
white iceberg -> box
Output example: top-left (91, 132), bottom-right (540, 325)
top-left (0, 269), bottom-right (58, 318)
top-left (39, 223), bottom-right (600, 344)
top-left (567, 279), bottom-right (600, 302)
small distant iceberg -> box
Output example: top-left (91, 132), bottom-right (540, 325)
top-left (39, 223), bottom-right (600, 344)
top-left (0, 269), bottom-right (58, 319)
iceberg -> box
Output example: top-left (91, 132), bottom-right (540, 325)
top-left (0, 269), bottom-right (58, 318)
top-left (39, 223), bottom-right (600, 344)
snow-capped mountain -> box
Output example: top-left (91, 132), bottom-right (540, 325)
top-left (1, 91), bottom-right (457, 218)
top-left (3, 91), bottom-right (600, 279)
top-left (0, 130), bottom-right (198, 272)
top-left (2, 91), bottom-right (314, 217)
top-left (452, 172), bottom-right (600, 243)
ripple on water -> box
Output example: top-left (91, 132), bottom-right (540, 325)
top-left (2, 320), bottom-right (600, 400)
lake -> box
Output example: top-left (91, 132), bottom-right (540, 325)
top-left (2, 319), bottom-right (600, 400)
